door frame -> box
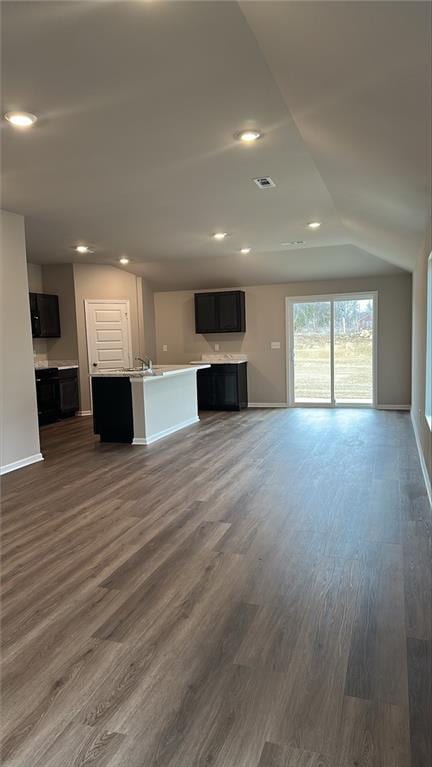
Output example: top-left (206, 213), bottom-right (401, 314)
top-left (285, 291), bottom-right (378, 408)
top-left (84, 299), bottom-right (133, 375)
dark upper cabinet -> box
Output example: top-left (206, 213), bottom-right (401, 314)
top-left (218, 292), bottom-right (242, 331)
top-left (195, 291), bottom-right (245, 333)
top-left (30, 293), bottom-right (61, 338)
top-left (194, 293), bottom-right (218, 334)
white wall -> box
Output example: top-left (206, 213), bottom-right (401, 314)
top-left (1, 211), bottom-right (42, 473)
top-left (27, 262), bottom-right (44, 292)
top-left (42, 264), bottom-right (79, 362)
top-left (412, 228), bottom-right (432, 489)
top-left (142, 278), bottom-right (156, 362)
top-left (154, 273), bottom-right (412, 407)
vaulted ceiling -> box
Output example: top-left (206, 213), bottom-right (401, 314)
top-left (1, 1), bottom-right (430, 289)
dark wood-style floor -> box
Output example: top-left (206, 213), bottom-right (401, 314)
top-left (1, 409), bottom-right (431, 766)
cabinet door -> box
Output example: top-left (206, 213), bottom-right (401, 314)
top-left (59, 375), bottom-right (79, 415)
top-left (195, 293), bottom-right (217, 333)
top-left (37, 294), bottom-right (61, 337)
top-left (218, 293), bottom-right (240, 332)
top-left (214, 371), bottom-right (239, 409)
top-left (92, 377), bottom-right (133, 443)
top-left (29, 293), bottom-right (41, 337)
top-left (197, 369), bottom-right (216, 409)
top-left (237, 362), bottom-right (248, 408)
top-left (35, 376), bottom-right (59, 423)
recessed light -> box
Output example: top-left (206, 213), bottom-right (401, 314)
top-left (240, 248), bottom-right (251, 254)
top-left (75, 245), bottom-right (94, 254)
top-left (235, 129), bottom-right (262, 143)
top-left (4, 111), bottom-right (37, 127)
top-left (119, 257), bottom-right (129, 265)
top-left (307, 221), bottom-right (321, 229)
top-left (212, 232), bottom-right (228, 240)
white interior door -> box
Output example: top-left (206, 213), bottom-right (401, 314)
top-left (85, 300), bottom-right (132, 372)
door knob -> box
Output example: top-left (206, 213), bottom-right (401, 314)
top-left (92, 362), bottom-right (97, 367)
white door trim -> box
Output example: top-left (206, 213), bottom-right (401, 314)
top-left (285, 291), bottom-right (378, 408)
top-left (84, 299), bottom-right (133, 375)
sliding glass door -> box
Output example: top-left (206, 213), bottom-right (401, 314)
top-left (288, 293), bottom-right (376, 407)
top-left (334, 297), bottom-right (374, 404)
top-left (292, 301), bottom-right (332, 403)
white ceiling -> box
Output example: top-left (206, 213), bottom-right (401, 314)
top-left (1, 1), bottom-right (430, 289)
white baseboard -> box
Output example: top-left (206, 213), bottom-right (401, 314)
top-left (248, 402), bottom-right (288, 408)
top-left (132, 416), bottom-right (199, 445)
top-left (411, 411), bottom-right (432, 508)
top-left (0, 452), bottom-right (44, 476)
top-left (76, 410), bottom-right (92, 417)
top-left (249, 403), bottom-right (411, 411)
top-left (376, 404), bottom-right (411, 411)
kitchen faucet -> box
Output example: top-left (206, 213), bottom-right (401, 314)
top-left (135, 356), bottom-right (153, 371)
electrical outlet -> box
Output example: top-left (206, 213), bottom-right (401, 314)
top-left (271, 341), bottom-right (281, 350)
top-left (214, 344), bottom-right (220, 351)
top-left (162, 345), bottom-right (168, 352)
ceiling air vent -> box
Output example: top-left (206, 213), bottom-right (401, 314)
top-left (253, 176), bottom-right (275, 189)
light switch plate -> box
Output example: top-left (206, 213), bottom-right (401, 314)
top-left (214, 343), bottom-right (220, 351)
top-left (271, 341), bottom-right (281, 350)
top-left (162, 345), bottom-right (168, 352)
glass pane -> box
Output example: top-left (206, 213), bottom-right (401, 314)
top-left (293, 302), bottom-right (331, 402)
top-left (334, 299), bottom-right (373, 403)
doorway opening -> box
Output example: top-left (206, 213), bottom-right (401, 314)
top-left (286, 292), bottom-right (377, 407)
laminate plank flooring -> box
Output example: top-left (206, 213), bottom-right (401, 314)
top-left (257, 742), bottom-right (330, 767)
top-left (1, 408), bottom-right (431, 766)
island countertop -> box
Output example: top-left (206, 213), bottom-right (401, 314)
top-left (90, 364), bottom-right (210, 380)
top-left (91, 364), bottom-right (210, 445)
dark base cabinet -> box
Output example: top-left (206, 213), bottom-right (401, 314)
top-left (35, 367), bottom-right (79, 425)
top-left (197, 362), bottom-right (248, 411)
top-left (58, 368), bottom-right (80, 418)
top-left (35, 368), bottom-right (60, 425)
top-left (92, 377), bottom-right (133, 443)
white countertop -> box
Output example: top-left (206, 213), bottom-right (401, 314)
top-left (35, 360), bottom-right (79, 370)
top-left (189, 360), bottom-right (247, 365)
top-left (189, 354), bottom-right (248, 365)
top-left (90, 364), bottom-right (209, 380)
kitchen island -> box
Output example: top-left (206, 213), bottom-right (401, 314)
top-left (91, 365), bottom-right (209, 445)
